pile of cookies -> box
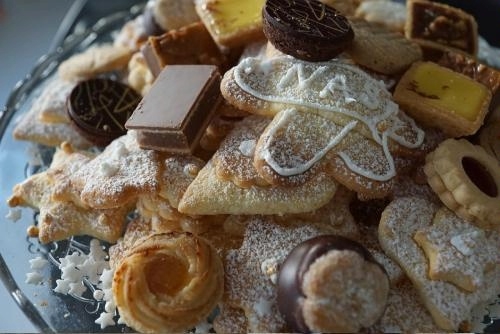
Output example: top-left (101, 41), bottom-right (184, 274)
top-left (7, 0), bottom-right (500, 332)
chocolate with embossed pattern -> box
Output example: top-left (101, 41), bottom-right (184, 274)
top-left (263, 0), bottom-right (354, 61)
top-left (67, 78), bottom-right (141, 146)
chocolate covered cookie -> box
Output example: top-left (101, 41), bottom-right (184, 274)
top-left (277, 235), bottom-right (389, 333)
top-left (67, 78), bottom-right (141, 146)
top-left (262, 0), bottom-right (354, 61)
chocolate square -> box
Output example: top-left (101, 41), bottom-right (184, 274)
top-left (125, 65), bottom-right (221, 154)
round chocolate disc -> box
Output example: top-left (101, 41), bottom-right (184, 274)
top-left (67, 78), bottom-right (141, 146)
top-left (277, 235), bottom-right (385, 333)
top-left (262, 0), bottom-right (354, 61)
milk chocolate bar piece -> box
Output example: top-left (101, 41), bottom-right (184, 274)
top-left (125, 65), bottom-right (221, 154)
top-left (141, 21), bottom-right (226, 77)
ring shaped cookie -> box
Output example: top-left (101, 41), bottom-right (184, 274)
top-left (424, 139), bottom-right (500, 230)
top-left (113, 232), bottom-right (223, 333)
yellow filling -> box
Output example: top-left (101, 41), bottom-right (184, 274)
top-left (205, 0), bottom-right (265, 36)
top-left (145, 254), bottom-right (189, 296)
top-left (409, 62), bottom-right (489, 121)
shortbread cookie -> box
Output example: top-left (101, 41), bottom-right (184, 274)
top-left (277, 235), bottom-right (389, 333)
top-left (478, 121), bottom-right (500, 163)
top-left (178, 159), bottom-right (337, 215)
top-left (394, 61), bottom-right (491, 137)
top-left (212, 115), bottom-right (271, 188)
top-left (405, 0), bottom-right (478, 58)
top-left (13, 100), bottom-right (93, 150)
top-left (152, 0), bottom-right (199, 31)
top-left (127, 52), bottom-right (154, 96)
top-left (319, 0), bottom-right (357, 15)
top-left (379, 197), bottom-right (500, 331)
top-left (7, 145), bottom-right (129, 243)
top-left (195, 0), bottom-right (265, 48)
top-left (346, 18), bottom-right (422, 75)
top-left (222, 216), bottom-right (332, 332)
top-left (414, 207), bottom-right (498, 292)
top-left (262, 0), bottom-right (354, 61)
top-left (213, 304), bottom-right (248, 333)
top-left (221, 56), bottom-right (425, 194)
top-left (370, 279), bottom-right (441, 332)
top-left (354, 0), bottom-right (406, 32)
top-left (113, 232), bottom-right (223, 333)
top-left (113, 15), bottom-right (148, 51)
top-left (58, 44), bottom-right (132, 81)
top-left (424, 139), bottom-right (500, 230)
top-left (254, 108), bottom-right (398, 198)
top-left (109, 216), bottom-right (152, 268)
top-left (199, 114), bottom-right (243, 152)
top-left (35, 77), bottom-right (76, 123)
top-left (70, 132), bottom-right (163, 209)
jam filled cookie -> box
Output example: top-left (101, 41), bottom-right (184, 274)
top-left (277, 235), bottom-right (389, 333)
top-left (424, 138), bottom-right (500, 230)
top-left (262, 0), bottom-right (354, 61)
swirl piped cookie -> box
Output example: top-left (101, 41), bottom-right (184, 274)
top-left (221, 56), bottom-right (425, 198)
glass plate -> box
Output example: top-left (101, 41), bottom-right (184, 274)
top-left (0, 4), bottom-right (145, 333)
top-left (0, 3), bottom-right (499, 333)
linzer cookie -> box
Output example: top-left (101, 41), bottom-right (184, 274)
top-left (67, 78), bottom-right (141, 146)
top-left (277, 235), bottom-right (389, 333)
top-left (141, 22), bottom-right (227, 77)
top-left (424, 139), bottom-right (500, 230)
top-left (263, 0), bottom-right (354, 61)
top-left (394, 61), bottom-right (491, 137)
top-left (405, 0), bottom-right (478, 59)
top-left (195, 0), bottom-right (265, 48)
top-left (125, 65), bottom-right (221, 154)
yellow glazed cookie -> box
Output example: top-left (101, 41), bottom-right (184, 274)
top-left (195, 0), bottom-right (265, 48)
top-left (424, 138), bottom-right (500, 230)
top-left (394, 61), bottom-right (491, 137)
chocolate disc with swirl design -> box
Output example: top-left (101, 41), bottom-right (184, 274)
top-left (263, 0), bottom-right (354, 61)
top-left (67, 78), bottom-right (142, 146)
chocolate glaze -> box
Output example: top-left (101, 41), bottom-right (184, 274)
top-left (263, 0), bottom-right (353, 43)
top-left (277, 235), bottom-right (383, 333)
top-left (67, 78), bottom-right (141, 146)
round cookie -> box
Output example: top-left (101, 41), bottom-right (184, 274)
top-left (262, 0), bottom-right (354, 62)
top-left (277, 235), bottom-right (389, 333)
top-left (67, 78), bottom-right (142, 146)
top-left (424, 138), bottom-right (500, 230)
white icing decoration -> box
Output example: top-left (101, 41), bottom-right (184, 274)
top-left (233, 56), bottom-right (425, 180)
top-left (239, 139), bottom-right (257, 157)
top-left (450, 230), bottom-right (483, 256)
top-left (263, 108), bottom-right (358, 176)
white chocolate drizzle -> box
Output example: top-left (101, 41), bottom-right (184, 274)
top-left (233, 56), bottom-right (425, 180)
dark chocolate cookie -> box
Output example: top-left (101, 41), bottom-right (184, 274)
top-left (262, 0), bottom-right (354, 61)
top-left (277, 235), bottom-right (388, 333)
top-left (67, 78), bottom-right (141, 146)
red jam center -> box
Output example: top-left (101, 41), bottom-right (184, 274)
top-left (462, 157), bottom-right (498, 197)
